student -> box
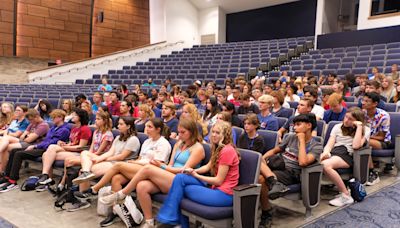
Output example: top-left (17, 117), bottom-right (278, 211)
top-left (257, 95), bottom-right (279, 131)
top-left (74, 118), bottom-right (172, 204)
top-left (98, 77), bottom-right (113, 92)
top-left (162, 101), bottom-right (179, 138)
top-left (135, 104), bottom-right (155, 133)
top-left (107, 91), bottom-right (121, 116)
top-left (237, 113), bottom-right (265, 154)
top-left (155, 121), bottom-right (239, 227)
top-left (119, 100), bottom-right (133, 117)
top-left (258, 114), bottom-right (322, 227)
top-left (203, 96), bottom-right (220, 127)
top-left (61, 99), bottom-right (74, 123)
top-left (35, 99), bottom-right (53, 123)
top-left (270, 91), bottom-right (292, 119)
top-left (302, 87), bottom-right (325, 120)
top-left (238, 94), bottom-right (260, 114)
top-left (196, 89), bottom-right (209, 117)
top-left (36, 108), bottom-right (91, 187)
top-left (0, 109), bottom-right (70, 192)
top-left (0, 102), bottom-right (14, 134)
top-left (320, 107), bottom-right (370, 207)
top-left (81, 101), bottom-right (96, 125)
top-left (323, 93), bottom-right (347, 123)
top-left (221, 101), bottom-right (243, 128)
top-left (91, 92), bottom-right (105, 114)
top-left (94, 119), bottom-right (205, 227)
top-left (3, 105), bottom-right (29, 138)
top-left (146, 97), bottom-right (161, 118)
top-left (0, 109), bottom-right (49, 175)
top-left (181, 104), bottom-right (208, 138)
top-left (357, 81), bottom-right (386, 109)
top-left (362, 92), bottom-right (392, 186)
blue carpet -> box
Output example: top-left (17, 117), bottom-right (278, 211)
top-left (0, 217), bottom-right (14, 228)
top-left (304, 182), bottom-right (400, 228)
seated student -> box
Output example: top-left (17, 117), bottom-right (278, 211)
top-left (81, 101), bottom-right (96, 125)
top-left (277, 98), bottom-right (317, 142)
top-left (91, 92), bottom-right (105, 114)
top-left (237, 113), bottom-right (265, 154)
top-left (237, 94), bottom-right (260, 114)
top-left (0, 110), bottom-right (70, 192)
top-left (204, 111), bottom-right (238, 145)
top-left (155, 121), bottom-right (239, 227)
top-left (302, 87), bottom-right (325, 120)
top-left (228, 86), bottom-right (241, 107)
top-left (61, 99), bottom-right (74, 123)
top-left (107, 91), bottom-right (121, 116)
top-left (358, 81), bottom-right (386, 109)
top-left (135, 104), bottom-right (155, 133)
top-left (320, 107), bottom-right (370, 207)
top-left (362, 92), bottom-right (392, 186)
top-left (35, 99), bottom-right (54, 123)
top-left (203, 96), bottom-right (220, 127)
top-left (221, 101), bottom-right (243, 128)
top-left (88, 119), bottom-right (205, 227)
top-left (0, 109), bottom-right (49, 175)
top-left (98, 77), bottom-right (113, 92)
top-left (3, 105), bottom-right (29, 138)
top-left (323, 93), bottom-right (347, 123)
top-left (73, 118), bottom-right (171, 199)
top-left (119, 100), bottom-right (133, 117)
top-left (0, 102), bottom-right (14, 135)
top-left (162, 101), bottom-right (179, 138)
top-left (257, 95), bottom-right (279, 131)
top-left (270, 91), bottom-right (292, 119)
top-left (195, 89), bottom-right (208, 117)
top-left (147, 97), bottom-right (162, 118)
top-left (36, 108), bottom-right (91, 187)
top-left (181, 104), bottom-right (208, 139)
top-left (258, 114), bottom-right (323, 227)
top-left (69, 117), bottom-right (140, 212)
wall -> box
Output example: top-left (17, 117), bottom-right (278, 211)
top-left (226, 0), bottom-right (317, 42)
top-left (199, 7), bottom-right (218, 44)
top-left (357, 0), bottom-right (400, 30)
top-left (218, 7), bottom-right (226, 43)
top-left (92, 0), bottom-right (150, 57)
top-left (149, 0), bottom-right (165, 44)
top-left (16, 0), bottom-right (92, 61)
top-left (0, 0), bottom-right (14, 56)
top-left (322, 0), bottom-right (340, 34)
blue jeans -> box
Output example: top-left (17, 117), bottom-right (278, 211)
top-left (157, 174), bottom-right (233, 225)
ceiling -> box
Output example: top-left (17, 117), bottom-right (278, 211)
top-left (189, 0), bottom-right (299, 14)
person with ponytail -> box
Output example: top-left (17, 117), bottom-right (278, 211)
top-left (155, 121), bottom-right (239, 227)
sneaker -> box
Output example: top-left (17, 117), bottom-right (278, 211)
top-left (99, 191), bottom-right (126, 206)
top-left (100, 213), bottom-right (120, 227)
top-left (72, 171), bottom-right (96, 185)
top-left (268, 181), bottom-right (289, 200)
top-left (259, 212), bottom-right (272, 228)
top-left (329, 193), bottom-right (354, 207)
top-left (66, 201), bottom-right (91, 212)
top-left (140, 222), bottom-right (155, 228)
top-left (35, 184), bottom-right (48, 192)
top-left (0, 182), bottom-right (18, 193)
top-left (366, 170), bottom-right (380, 186)
top-left (38, 174), bottom-right (54, 185)
top-left (74, 188), bottom-right (98, 200)
top-left (0, 177), bottom-right (9, 187)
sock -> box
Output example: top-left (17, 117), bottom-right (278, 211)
top-left (146, 219), bottom-right (154, 225)
top-left (8, 179), bottom-right (16, 184)
top-left (117, 190), bottom-right (126, 199)
top-left (91, 187), bottom-right (98, 194)
top-left (42, 173), bottom-right (49, 178)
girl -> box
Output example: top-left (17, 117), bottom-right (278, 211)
top-left (181, 104), bottom-right (207, 138)
top-left (37, 108), bottom-right (92, 187)
top-left (156, 121), bottom-right (239, 227)
top-left (389, 81), bottom-right (400, 106)
top-left (61, 99), bottom-right (74, 123)
top-left (237, 113), bottom-right (265, 154)
top-left (3, 105), bottom-right (29, 138)
top-left (381, 76), bottom-right (396, 102)
top-left (81, 101), bottom-right (96, 125)
top-left (270, 91), bottom-right (291, 118)
top-left (35, 99), bottom-right (53, 123)
top-left (98, 118), bottom-right (205, 227)
top-left (320, 107), bottom-right (370, 207)
top-left (135, 104), bottom-right (155, 132)
top-left (284, 86), bottom-right (300, 102)
top-left (203, 96), bottom-right (220, 126)
top-left (0, 102), bottom-right (14, 134)
top-left (74, 118), bottom-right (172, 204)
top-left (171, 85), bottom-right (181, 105)
top-left (119, 84), bottom-right (129, 99)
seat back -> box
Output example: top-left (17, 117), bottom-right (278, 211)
top-left (112, 129), bottom-right (120, 139)
top-left (388, 112), bottom-right (400, 145)
top-left (137, 132), bottom-right (148, 145)
top-left (237, 148), bottom-right (261, 185)
top-left (232, 127), bottom-right (244, 144)
top-left (384, 103), bottom-right (397, 112)
top-left (316, 120), bottom-right (325, 137)
top-left (257, 130), bottom-right (278, 154)
top-left (276, 117), bottom-right (288, 129)
top-left (201, 143), bottom-right (212, 166)
top-left (323, 121), bottom-right (341, 146)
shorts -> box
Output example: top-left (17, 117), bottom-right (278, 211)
top-left (331, 145), bottom-right (353, 167)
top-left (273, 168), bottom-right (300, 186)
top-left (380, 141), bottom-right (393, 149)
top-left (19, 141), bottom-right (32, 149)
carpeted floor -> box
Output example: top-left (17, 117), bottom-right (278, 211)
top-left (303, 181), bottom-right (400, 228)
top-left (0, 216), bottom-right (15, 228)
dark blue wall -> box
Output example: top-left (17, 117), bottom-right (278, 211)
top-left (317, 25), bottom-right (400, 49)
top-left (226, 0), bottom-right (317, 42)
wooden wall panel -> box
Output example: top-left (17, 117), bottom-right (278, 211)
top-left (0, 0), bottom-right (15, 56)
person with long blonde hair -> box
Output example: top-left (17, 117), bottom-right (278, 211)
top-left (381, 76), bottom-right (396, 102)
top-left (135, 104), bottom-right (155, 132)
top-left (180, 103), bottom-right (207, 137)
top-left (0, 102), bottom-right (14, 134)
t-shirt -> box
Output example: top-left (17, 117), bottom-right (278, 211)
top-left (7, 118), bottom-right (30, 134)
top-left (279, 133), bottom-right (323, 172)
top-left (25, 121), bottom-right (49, 143)
top-left (112, 135), bottom-right (140, 161)
top-left (364, 108), bottom-right (391, 143)
top-left (92, 130), bottom-right (114, 153)
top-left (271, 107), bottom-right (293, 119)
top-left (323, 108), bottom-right (347, 123)
top-left (330, 123), bottom-right (371, 154)
top-left (92, 102), bottom-right (106, 114)
top-left (107, 101), bottom-right (121, 116)
top-left (97, 84), bottom-right (113, 91)
top-left (237, 104), bottom-right (260, 115)
top-left (69, 125), bottom-right (92, 146)
top-left (237, 133), bottom-right (265, 154)
top-left (164, 117), bottom-right (179, 133)
top-left (257, 113), bottom-right (279, 131)
top-left (138, 136), bottom-right (172, 164)
top-left (153, 108), bottom-right (162, 118)
top-left (212, 144), bottom-right (239, 195)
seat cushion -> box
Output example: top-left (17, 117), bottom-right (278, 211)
top-left (336, 168), bottom-right (352, 175)
top-left (152, 194), bottom-right (233, 220)
top-left (372, 149), bottom-right (394, 157)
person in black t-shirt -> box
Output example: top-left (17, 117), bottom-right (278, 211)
top-left (237, 113), bottom-right (264, 153)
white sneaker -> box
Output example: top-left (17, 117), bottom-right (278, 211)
top-left (329, 193), bottom-right (354, 207)
top-left (140, 221), bottom-right (155, 228)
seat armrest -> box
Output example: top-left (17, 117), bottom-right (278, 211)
top-left (395, 135), bottom-right (400, 172)
top-left (233, 184), bottom-right (261, 228)
top-left (353, 146), bottom-right (371, 184)
top-left (300, 164), bottom-right (323, 214)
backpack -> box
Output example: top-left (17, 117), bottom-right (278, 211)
top-left (349, 178), bottom-right (367, 202)
top-left (53, 166), bottom-right (80, 210)
top-left (21, 176), bottom-right (39, 191)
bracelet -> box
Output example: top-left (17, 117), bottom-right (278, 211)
top-left (160, 164), bottom-right (167, 170)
